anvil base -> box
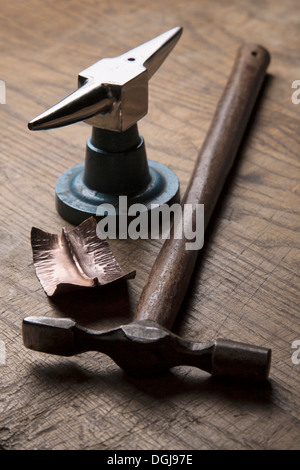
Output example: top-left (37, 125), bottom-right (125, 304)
top-left (55, 160), bottom-right (180, 226)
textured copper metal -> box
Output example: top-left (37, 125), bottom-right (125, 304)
top-left (31, 217), bottom-right (135, 296)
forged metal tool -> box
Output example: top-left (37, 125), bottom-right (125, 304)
top-left (28, 27), bottom-right (182, 225)
top-left (23, 44), bottom-right (272, 382)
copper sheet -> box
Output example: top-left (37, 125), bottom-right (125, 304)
top-left (31, 217), bottom-right (135, 296)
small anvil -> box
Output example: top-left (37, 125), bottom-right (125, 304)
top-left (28, 28), bottom-right (183, 225)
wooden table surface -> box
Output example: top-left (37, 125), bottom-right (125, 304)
top-left (0, 0), bottom-right (299, 450)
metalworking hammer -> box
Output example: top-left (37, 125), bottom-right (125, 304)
top-left (23, 43), bottom-right (272, 382)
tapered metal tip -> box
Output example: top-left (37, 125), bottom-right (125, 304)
top-left (126, 26), bottom-right (183, 79)
top-left (28, 83), bottom-right (114, 131)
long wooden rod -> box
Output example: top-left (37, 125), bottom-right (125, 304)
top-left (134, 43), bottom-right (270, 328)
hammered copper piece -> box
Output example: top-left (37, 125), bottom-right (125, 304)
top-left (31, 217), bottom-right (135, 296)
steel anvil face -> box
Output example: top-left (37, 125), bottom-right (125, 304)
top-left (80, 57), bottom-right (148, 131)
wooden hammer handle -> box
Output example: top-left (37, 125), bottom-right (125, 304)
top-left (134, 44), bottom-right (270, 328)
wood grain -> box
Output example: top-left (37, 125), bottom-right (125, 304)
top-left (0, 0), bottom-right (299, 450)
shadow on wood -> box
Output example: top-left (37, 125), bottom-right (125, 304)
top-left (28, 361), bottom-right (273, 407)
top-left (49, 280), bottom-right (132, 329)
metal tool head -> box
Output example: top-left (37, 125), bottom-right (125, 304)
top-left (23, 317), bottom-right (271, 382)
top-left (28, 27), bottom-right (183, 132)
